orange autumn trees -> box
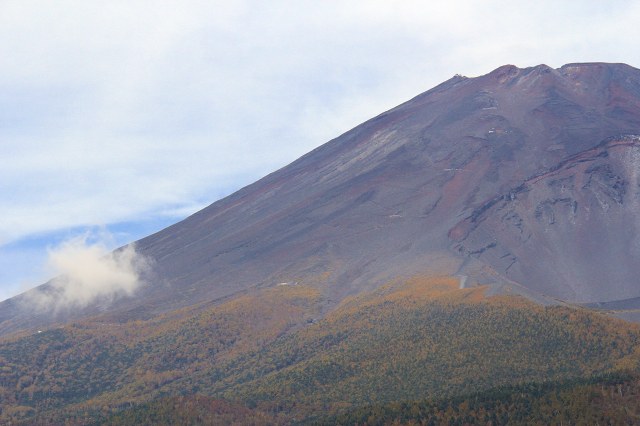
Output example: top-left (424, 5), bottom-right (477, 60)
top-left (2, 276), bottom-right (640, 424)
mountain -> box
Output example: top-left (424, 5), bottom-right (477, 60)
top-left (3, 62), bottom-right (640, 335)
top-left (2, 62), bottom-right (640, 424)
top-left (133, 62), bottom-right (640, 308)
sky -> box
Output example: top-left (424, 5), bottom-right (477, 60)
top-left (2, 0), bottom-right (640, 302)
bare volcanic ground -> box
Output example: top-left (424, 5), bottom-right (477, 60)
top-left (450, 135), bottom-right (640, 303)
top-left (2, 62), bottom-right (640, 334)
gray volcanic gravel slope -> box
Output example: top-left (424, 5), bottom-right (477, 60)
top-left (2, 62), bottom-right (640, 334)
top-left (450, 135), bottom-right (640, 303)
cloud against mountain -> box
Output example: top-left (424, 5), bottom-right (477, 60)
top-left (26, 236), bottom-right (149, 311)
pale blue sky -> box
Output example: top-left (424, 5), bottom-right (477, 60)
top-left (2, 0), bottom-right (640, 301)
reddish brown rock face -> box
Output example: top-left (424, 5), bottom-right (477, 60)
top-left (3, 62), bottom-right (640, 334)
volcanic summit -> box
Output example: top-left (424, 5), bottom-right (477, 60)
top-left (2, 62), bottom-right (640, 333)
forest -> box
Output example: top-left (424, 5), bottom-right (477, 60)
top-left (1, 277), bottom-right (640, 424)
top-left (104, 372), bottom-right (640, 425)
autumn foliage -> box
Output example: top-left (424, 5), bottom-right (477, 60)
top-left (1, 277), bottom-right (639, 424)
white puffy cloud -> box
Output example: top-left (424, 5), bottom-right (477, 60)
top-left (25, 234), bottom-right (149, 311)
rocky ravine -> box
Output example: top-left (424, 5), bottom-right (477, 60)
top-left (450, 135), bottom-right (640, 304)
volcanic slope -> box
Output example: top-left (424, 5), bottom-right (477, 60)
top-left (2, 62), bottom-right (640, 334)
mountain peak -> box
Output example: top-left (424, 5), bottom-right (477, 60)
top-left (2, 61), bottom-right (640, 335)
top-left (487, 63), bottom-right (521, 82)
